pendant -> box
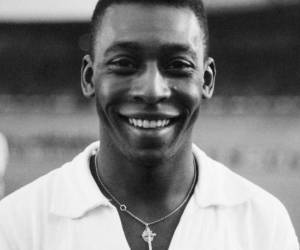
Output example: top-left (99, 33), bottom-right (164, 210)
top-left (142, 225), bottom-right (157, 250)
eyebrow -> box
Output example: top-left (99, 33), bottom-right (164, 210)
top-left (160, 43), bottom-right (198, 60)
top-left (104, 42), bottom-right (142, 57)
top-left (104, 41), bottom-right (198, 60)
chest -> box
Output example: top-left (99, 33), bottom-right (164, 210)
top-left (40, 204), bottom-right (260, 250)
top-left (118, 209), bottom-right (184, 250)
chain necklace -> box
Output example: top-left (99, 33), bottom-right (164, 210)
top-left (94, 155), bottom-right (197, 250)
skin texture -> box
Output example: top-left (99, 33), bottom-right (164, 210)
top-left (81, 3), bottom-right (216, 249)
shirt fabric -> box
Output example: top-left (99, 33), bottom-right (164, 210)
top-left (0, 141), bottom-right (298, 250)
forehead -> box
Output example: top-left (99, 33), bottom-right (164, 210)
top-left (93, 4), bottom-right (205, 58)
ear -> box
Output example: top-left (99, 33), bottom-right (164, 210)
top-left (202, 57), bottom-right (216, 99)
top-left (81, 54), bottom-right (95, 98)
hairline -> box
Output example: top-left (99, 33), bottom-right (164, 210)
top-left (90, 2), bottom-right (209, 60)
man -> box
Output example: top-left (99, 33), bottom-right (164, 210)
top-left (0, 0), bottom-right (298, 249)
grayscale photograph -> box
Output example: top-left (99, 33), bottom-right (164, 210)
top-left (0, 0), bottom-right (299, 249)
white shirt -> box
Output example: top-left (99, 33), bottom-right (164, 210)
top-left (0, 142), bottom-right (298, 250)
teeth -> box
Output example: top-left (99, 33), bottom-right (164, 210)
top-left (138, 120), bottom-right (143, 127)
top-left (143, 120), bottom-right (150, 128)
top-left (128, 118), bottom-right (171, 129)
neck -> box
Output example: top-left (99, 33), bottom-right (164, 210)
top-left (96, 139), bottom-right (195, 215)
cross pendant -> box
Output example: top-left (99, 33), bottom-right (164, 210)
top-left (142, 225), bottom-right (157, 250)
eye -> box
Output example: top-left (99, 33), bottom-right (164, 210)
top-left (111, 57), bottom-right (135, 67)
top-left (106, 56), bottom-right (139, 75)
top-left (164, 58), bottom-right (195, 76)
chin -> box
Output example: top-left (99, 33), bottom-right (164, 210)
top-left (122, 142), bottom-right (184, 167)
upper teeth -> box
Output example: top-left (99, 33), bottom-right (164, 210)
top-left (129, 118), bottom-right (170, 128)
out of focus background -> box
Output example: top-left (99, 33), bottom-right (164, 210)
top-left (0, 0), bottom-right (299, 236)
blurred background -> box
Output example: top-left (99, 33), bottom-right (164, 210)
top-left (0, 0), bottom-right (299, 236)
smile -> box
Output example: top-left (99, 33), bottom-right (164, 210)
top-left (128, 118), bottom-right (170, 129)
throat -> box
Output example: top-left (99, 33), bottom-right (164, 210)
top-left (91, 151), bottom-right (197, 216)
top-left (90, 151), bottom-right (197, 249)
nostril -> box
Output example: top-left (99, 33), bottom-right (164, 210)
top-left (130, 86), bottom-right (171, 104)
top-left (132, 95), bottom-right (145, 103)
top-left (136, 84), bottom-right (171, 103)
top-left (132, 93), bottom-right (169, 104)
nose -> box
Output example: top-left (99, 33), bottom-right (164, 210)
top-left (130, 63), bottom-right (171, 104)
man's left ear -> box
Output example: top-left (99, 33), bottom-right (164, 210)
top-left (202, 57), bottom-right (216, 99)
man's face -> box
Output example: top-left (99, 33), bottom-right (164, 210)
top-left (83, 4), bottom-right (215, 163)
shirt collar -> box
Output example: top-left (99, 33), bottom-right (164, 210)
top-left (192, 144), bottom-right (256, 207)
top-left (50, 142), bottom-right (255, 219)
top-left (50, 141), bottom-right (113, 219)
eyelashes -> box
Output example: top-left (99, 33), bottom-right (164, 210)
top-left (163, 58), bottom-right (195, 76)
top-left (106, 56), bottom-right (139, 75)
top-left (109, 57), bottom-right (138, 69)
top-left (106, 56), bottom-right (196, 77)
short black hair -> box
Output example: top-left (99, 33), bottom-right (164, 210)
top-left (90, 0), bottom-right (209, 59)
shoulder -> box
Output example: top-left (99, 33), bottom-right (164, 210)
top-left (0, 161), bottom-right (71, 222)
top-left (193, 144), bottom-right (299, 249)
top-left (0, 141), bottom-right (99, 216)
top-left (207, 152), bottom-right (292, 221)
top-left (0, 147), bottom-right (89, 249)
top-left (0, 142), bottom-right (100, 249)
top-left (192, 144), bottom-right (283, 209)
top-left (0, 162), bottom-right (69, 250)
top-left (194, 144), bottom-right (284, 201)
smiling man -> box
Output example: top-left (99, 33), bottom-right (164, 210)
top-left (0, 0), bottom-right (299, 250)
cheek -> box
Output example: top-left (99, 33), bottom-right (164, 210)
top-left (189, 84), bottom-right (202, 107)
top-left (94, 75), bottom-right (128, 109)
top-left (95, 80), bottom-right (125, 129)
top-left (174, 81), bottom-right (202, 114)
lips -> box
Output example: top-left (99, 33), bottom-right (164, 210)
top-left (117, 105), bottom-right (181, 131)
top-left (117, 111), bottom-right (180, 131)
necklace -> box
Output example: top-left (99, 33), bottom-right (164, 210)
top-left (94, 155), bottom-right (197, 250)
